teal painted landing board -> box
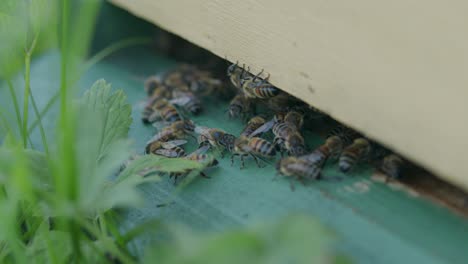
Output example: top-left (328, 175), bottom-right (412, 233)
top-left (3, 49), bottom-right (468, 264)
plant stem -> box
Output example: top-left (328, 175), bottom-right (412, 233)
top-left (22, 53), bottom-right (31, 148)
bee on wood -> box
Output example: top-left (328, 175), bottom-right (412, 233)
top-left (275, 157), bottom-right (322, 190)
top-left (195, 126), bottom-right (237, 153)
top-left (327, 125), bottom-right (358, 146)
top-left (283, 110), bottom-right (304, 130)
top-left (239, 69), bottom-right (280, 99)
top-left (169, 145), bottom-right (219, 184)
top-left (145, 139), bottom-right (187, 158)
top-left (228, 93), bottom-right (253, 119)
top-left (170, 90), bottom-right (202, 115)
top-left (144, 75), bottom-right (173, 97)
top-left (147, 120), bottom-right (195, 144)
top-left (231, 136), bottom-right (276, 169)
top-left (380, 154), bottom-right (404, 179)
top-left (240, 116), bottom-right (266, 137)
top-left (141, 83), bottom-right (173, 124)
top-left (338, 138), bottom-right (371, 173)
top-left (303, 135), bottom-right (343, 165)
top-left (227, 62), bottom-right (250, 89)
top-left (164, 64), bottom-right (222, 96)
top-left (272, 122), bottom-right (306, 156)
top-left (146, 99), bottom-right (182, 124)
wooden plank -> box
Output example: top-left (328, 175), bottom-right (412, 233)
top-left (110, 0), bottom-right (468, 191)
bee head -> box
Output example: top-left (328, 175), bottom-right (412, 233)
top-left (183, 120), bottom-right (195, 132)
top-left (220, 134), bottom-right (236, 152)
top-left (227, 61), bottom-right (239, 76)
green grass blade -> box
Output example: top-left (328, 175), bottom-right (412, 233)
top-left (27, 91), bottom-right (59, 135)
top-left (6, 80), bottom-right (22, 134)
top-left (29, 90), bottom-right (49, 155)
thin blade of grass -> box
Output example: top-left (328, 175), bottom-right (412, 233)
top-left (6, 80), bottom-right (22, 134)
top-left (29, 90), bottom-right (49, 155)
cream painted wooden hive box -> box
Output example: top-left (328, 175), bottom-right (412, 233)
top-left (111, 0), bottom-right (468, 190)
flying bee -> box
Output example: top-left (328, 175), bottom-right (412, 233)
top-left (240, 116), bottom-right (266, 137)
top-left (147, 120), bottom-right (195, 144)
top-left (146, 99), bottom-right (182, 124)
top-left (170, 90), bottom-right (202, 115)
top-left (339, 138), bottom-right (371, 173)
top-left (231, 136), bottom-right (276, 169)
top-left (380, 154), bottom-right (404, 179)
top-left (272, 122), bottom-right (306, 156)
top-left (145, 139), bottom-right (187, 158)
top-left (195, 126), bottom-right (236, 153)
top-left (169, 145), bottom-right (219, 184)
top-left (240, 70), bottom-right (280, 99)
top-left (303, 136), bottom-right (343, 165)
top-left (228, 94), bottom-right (253, 119)
top-left (275, 157), bottom-right (322, 190)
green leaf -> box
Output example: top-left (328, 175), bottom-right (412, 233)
top-left (80, 79), bottom-right (132, 160)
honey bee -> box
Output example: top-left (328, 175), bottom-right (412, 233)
top-left (284, 111), bottom-right (304, 130)
top-left (338, 138), bottom-right (371, 173)
top-left (240, 116), bottom-right (266, 137)
top-left (145, 76), bottom-right (169, 97)
top-left (195, 126), bottom-right (237, 152)
top-left (141, 83), bottom-right (174, 124)
top-left (147, 120), bottom-right (195, 144)
top-left (380, 154), bottom-right (404, 179)
top-left (145, 139), bottom-right (187, 158)
top-left (239, 70), bottom-right (280, 99)
top-left (231, 136), bottom-right (276, 169)
top-left (169, 145), bottom-right (219, 183)
top-left (164, 64), bottom-right (222, 96)
top-left (227, 62), bottom-right (249, 89)
top-left (228, 94), bottom-right (253, 119)
top-left (170, 90), bottom-right (202, 115)
top-left (303, 136), bottom-right (343, 165)
top-left (147, 99), bottom-right (182, 124)
top-left (272, 122), bottom-right (306, 156)
top-left (327, 125), bottom-right (358, 146)
top-left (275, 157), bottom-right (322, 190)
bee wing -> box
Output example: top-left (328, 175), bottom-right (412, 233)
top-left (194, 125), bottom-right (211, 134)
top-left (161, 140), bottom-right (188, 149)
top-left (248, 119), bottom-right (275, 137)
top-left (169, 96), bottom-right (191, 106)
top-left (152, 121), bottom-right (170, 130)
top-left (196, 144), bottom-right (211, 154)
top-left (187, 145), bottom-right (211, 157)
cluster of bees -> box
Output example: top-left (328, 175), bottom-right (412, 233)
top-left (141, 62), bottom-right (405, 186)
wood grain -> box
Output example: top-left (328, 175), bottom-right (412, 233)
top-left (110, 0), bottom-right (468, 191)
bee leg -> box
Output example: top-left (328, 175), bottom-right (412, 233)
top-left (263, 73), bottom-right (271, 82)
top-left (253, 69), bottom-right (264, 82)
top-left (240, 155), bottom-right (246, 169)
top-left (250, 154), bottom-right (264, 168)
top-left (230, 154), bottom-right (237, 166)
top-left (289, 180), bottom-right (296, 191)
